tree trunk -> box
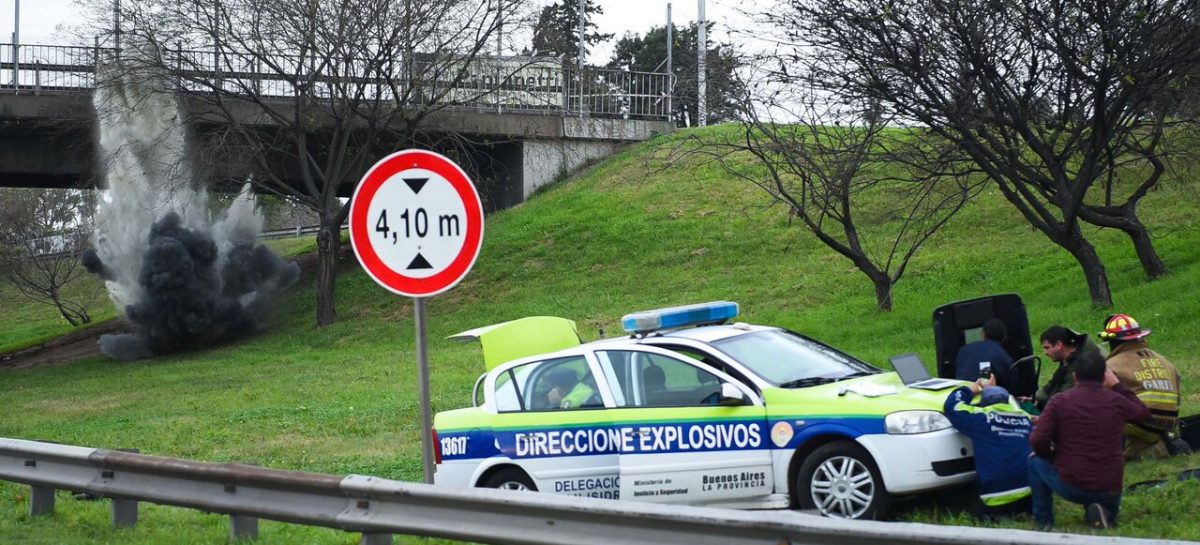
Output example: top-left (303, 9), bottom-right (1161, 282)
top-left (1062, 234), bottom-right (1113, 308)
top-left (1079, 205), bottom-right (1169, 280)
top-left (872, 277), bottom-right (894, 312)
top-left (315, 223), bottom-right (340, 328)
top-left (54, 302), bottom-right (79, 327)
top-left (1124, 218), bottom-right (1169, 279)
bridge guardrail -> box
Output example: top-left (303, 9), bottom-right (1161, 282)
top-left (0, 43), bottom-right (673, 121)
top-left (0, 436), bottom-right (1189, 545)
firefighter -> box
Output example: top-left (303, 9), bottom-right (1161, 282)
top-left (1100, 314), bottom-right (1182, 460)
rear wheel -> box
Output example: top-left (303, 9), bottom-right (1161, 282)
top-left (796, 442), bottom-right (890, 520)
top-left (481, 467), bottom-right (537, 491)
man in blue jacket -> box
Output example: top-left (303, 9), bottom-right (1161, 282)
top-left (955, 319), bottom-right (1015, 387)
top-left (944, 380), bottom-right (1034, 520)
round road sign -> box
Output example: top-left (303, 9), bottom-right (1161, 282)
top-left (349, 149), bottom-right (484, 297)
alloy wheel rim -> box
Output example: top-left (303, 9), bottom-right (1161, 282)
top-left (810, 455), bottom-right (875, 518)
top-left (497, 481), bottom-right (530, 491)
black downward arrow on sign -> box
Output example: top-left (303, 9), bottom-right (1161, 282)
top-left (404, 178), bottom-right (429, 194)
top-left (406, 253), bottom-right (433, 270)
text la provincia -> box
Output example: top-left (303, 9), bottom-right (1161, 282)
top-left (514, 423), bottom-right (762, 457)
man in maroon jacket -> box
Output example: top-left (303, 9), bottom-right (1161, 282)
top-left (1028, 351), bottom-right (1149, 530)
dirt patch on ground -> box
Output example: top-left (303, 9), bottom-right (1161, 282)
top-left (0, 320), bottom-right (126, 370)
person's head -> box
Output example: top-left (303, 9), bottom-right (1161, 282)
top-left (978, 385), bottom-right (1010, 407)
top-left (1098, 314), bottom-right (1151, 349)
top-left (548, 368), bottom-right (578, 391)
top-left (982, 318), bottom-right (1007, 343)
top-left (1072, 350), bottom-right (1107, 383)
top-left (1040, 326), bottom-right (1083, 361)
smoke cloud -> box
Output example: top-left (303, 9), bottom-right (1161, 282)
top-left (85, 69), bottom-right (298, 360)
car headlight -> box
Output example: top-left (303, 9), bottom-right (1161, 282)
top-left (885, 410), bottom-right (952, 435)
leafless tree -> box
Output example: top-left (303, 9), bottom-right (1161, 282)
top-left (0, 188), bottom-right (96, 326)
top-left (670, 70), bottom-right (979, 311)
top-left (96, 0), bottom-right (532, 327)
top-left (783, 0), bottom-right (1200, 306)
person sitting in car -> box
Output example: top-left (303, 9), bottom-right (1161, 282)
top-left (546, 368), bottom-right (595, 409)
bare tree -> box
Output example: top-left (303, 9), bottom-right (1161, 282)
top-left (0, 189), bottom-right (96, 326)
top-left (784, 0), bottom-right (1200, 306)
top-left (672, 74), bottom-right (978, 311)
top-left (100, 0), bottom-right (531, 327)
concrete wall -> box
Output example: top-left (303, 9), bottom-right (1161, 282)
top-left (521, 138), bottom-right (621, 198)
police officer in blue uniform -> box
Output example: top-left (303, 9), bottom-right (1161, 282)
top-left (944, 380), bottom-right (1034, 520)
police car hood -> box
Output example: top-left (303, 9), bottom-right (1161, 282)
top-left (449, 316), bottom-right (581, 371)
top-left (763, 372), bottom-right (964, 414)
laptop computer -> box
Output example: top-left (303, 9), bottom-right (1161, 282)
top-left (889, 353), bottom-right (960, 390)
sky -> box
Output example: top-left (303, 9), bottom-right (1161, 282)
top-left (0, 0), bottom-right (750, 63)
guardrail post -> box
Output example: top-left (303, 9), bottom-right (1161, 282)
top-left (34, 61), bottom-right (41, 94)
top-left (112, 497), bottom-right (138, 528)
top-left (30, 485), bottom-right (55, 516)
top-left (230, 514), bottom-right (258, 540)
top-left (360, 533), bottom-right (392, 545)
top-left (109, 447), bottom-right (139, 528)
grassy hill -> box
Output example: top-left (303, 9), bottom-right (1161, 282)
top-left (2, 127), bottom-right (1198, 543)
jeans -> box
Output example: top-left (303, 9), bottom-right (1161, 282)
top-left (1027, 456), bottom-right (1121, 526)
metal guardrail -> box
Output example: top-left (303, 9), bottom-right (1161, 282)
top-left (0, 437), bottom-right (1190, 545)
top-left (0, 43), bottom-right (672, 120)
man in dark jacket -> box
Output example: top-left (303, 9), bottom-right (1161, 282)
top-left (1033, 326), bottom-right (1103, 411)
top-left (1028, 351), bottom-right (1150, 530)
top-left (944, 380), bottom-right (1033, 519)
top-left (954, 319), bottom-right (1015, 387)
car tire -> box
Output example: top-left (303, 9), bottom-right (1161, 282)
top-left (796, 441), bottom-right (890, 520)
top-left (481, 467), bottom-right (538, 492)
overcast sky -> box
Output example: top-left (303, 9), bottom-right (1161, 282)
top-left (0, 0), bottom-right (749, 62)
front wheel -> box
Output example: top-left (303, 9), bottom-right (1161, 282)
top-left (481, 467), bottom-right (537, 492)
top-left (796, 442), bottom-right (890, 520)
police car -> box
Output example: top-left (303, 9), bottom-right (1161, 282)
top-left (433, 302), bottom-right (974, 519)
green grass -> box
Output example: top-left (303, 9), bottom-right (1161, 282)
top-left (2, 128), bottom-right (1199, 542)
top-left (0, 274), bottom-right (118, 354)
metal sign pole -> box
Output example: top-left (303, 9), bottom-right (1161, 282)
top-left (697, 0), bottom-right (706, 127)
top-left (414, 296), bottom-right (434, 484)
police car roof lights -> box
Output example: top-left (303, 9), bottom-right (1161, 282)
top-left (621, 301), bottom-right (740, 335)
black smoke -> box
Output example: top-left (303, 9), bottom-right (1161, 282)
top-left (83, 212), bottom-right (299, 360)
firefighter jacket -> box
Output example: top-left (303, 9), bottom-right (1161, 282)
top-left (1107, 341), bottom-right (1181, 437)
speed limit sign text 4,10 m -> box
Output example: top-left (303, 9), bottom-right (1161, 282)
top-left (349, 149), bottom-right (485, 297)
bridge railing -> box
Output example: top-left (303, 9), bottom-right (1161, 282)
top-left (0, 43), bottom-right (673, 121)
top-left (0, 43), bottom-right (100, 91)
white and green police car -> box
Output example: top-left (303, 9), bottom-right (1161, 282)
top-left (433, 302), bottom-right (974, 519)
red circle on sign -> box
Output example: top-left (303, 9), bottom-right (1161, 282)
top-left (349, 149), bottom-right (484, 297)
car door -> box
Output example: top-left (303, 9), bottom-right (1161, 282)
top-left (486, 353), bottom-right (620, 499)
top-left (594, 347), bottom-right (773, 505)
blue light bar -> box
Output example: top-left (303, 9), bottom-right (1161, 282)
top-left (621, 301), bottom-right (740, 334)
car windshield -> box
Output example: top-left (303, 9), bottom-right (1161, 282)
top-left (710, 329), bottom-right (879, 386)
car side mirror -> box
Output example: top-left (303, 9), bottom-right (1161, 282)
top-left (719, 383), bottom-right (748, 406)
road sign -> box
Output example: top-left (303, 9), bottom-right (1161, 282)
top-left (349, 149), bottom-right (485, 484)
top-left (349, 149), bottom-right (485, 298)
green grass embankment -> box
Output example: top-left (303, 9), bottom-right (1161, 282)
top-left (1, 127), bottom-right (1198, 542)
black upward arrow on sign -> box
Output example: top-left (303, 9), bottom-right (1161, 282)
top-left (404, 178), bottom-right (429, 194)
top-left (406, 253), bottom-right (433, 270)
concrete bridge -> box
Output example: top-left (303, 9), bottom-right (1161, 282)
top-left (0, 43), bottom-right (675, 211)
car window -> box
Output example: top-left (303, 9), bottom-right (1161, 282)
top-left (711, 329), bottom-right (878, 385)
top-left (597, 350), bottom-right (723, 408)
top-left (648, 343), bottom-right (756, 390)
top-left (495, 356), bottom-right (601, 412)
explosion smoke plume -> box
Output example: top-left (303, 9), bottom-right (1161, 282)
top-left (83, 72), bottom-right (298, 360)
